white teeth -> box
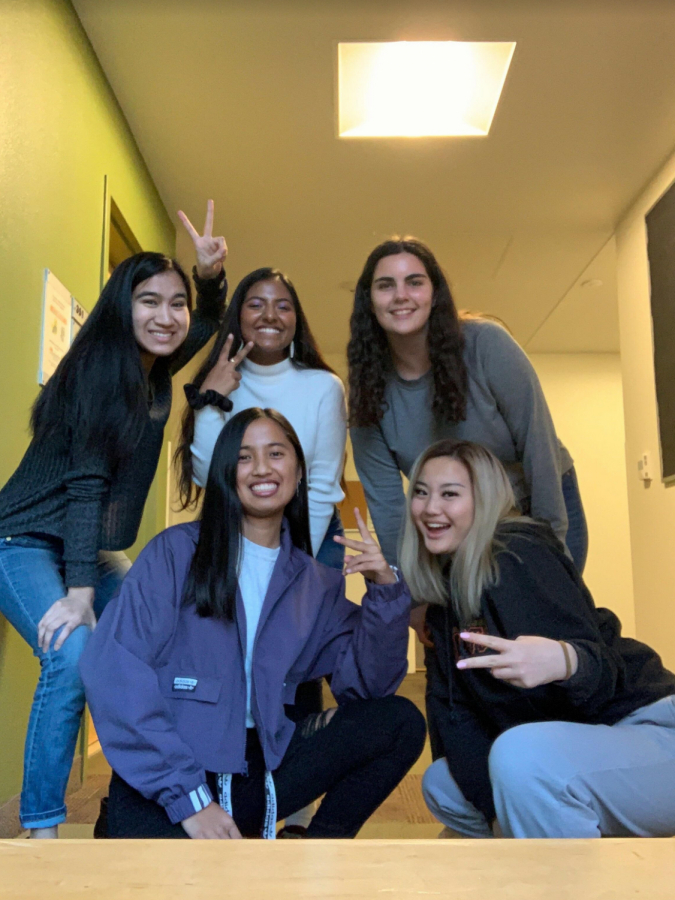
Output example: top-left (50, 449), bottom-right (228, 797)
top-left (258, 328), bottom-right (280, 333)
top-left (251, 483), bottom-right (277, 493)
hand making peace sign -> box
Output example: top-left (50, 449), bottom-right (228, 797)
top-left (201, 333), bottom-right (255, 396)
top-left (456, 632), bottom-right (579, 689)
top-left (333, 508), bottom-right (397, 586)
top-left (177, 199), bottom-right (227, 280)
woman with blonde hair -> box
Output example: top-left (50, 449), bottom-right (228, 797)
top-left (400, 438), bottom-right (675, 839)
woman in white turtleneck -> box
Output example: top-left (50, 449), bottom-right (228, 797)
top-left (176, 267), bottom-right (346, 567)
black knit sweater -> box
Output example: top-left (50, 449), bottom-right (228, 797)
top-left (426, 522), bottom-right (675, 822)
top-left (0, 270), bottom-right (226, 587)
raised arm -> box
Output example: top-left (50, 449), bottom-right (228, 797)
top-left (189, 334), bottom-right (254, 486)
top-left (170, 200), bottom-right (228, 373)
top-left (350, 422), bottom-right (406, 565)
top-left (305, 510), bottom-right (410, 699)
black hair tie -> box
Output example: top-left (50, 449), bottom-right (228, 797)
top-left (184, 383), bottom-right (233, 413)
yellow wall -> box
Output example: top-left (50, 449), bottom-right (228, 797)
top-left (616, 156), bottom-right (675, 670)
top-left (0, 0), bottom-right (174, 809)
top-left (529, 354), bottom-right (635, 634)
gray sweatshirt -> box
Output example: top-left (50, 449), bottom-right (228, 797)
top-left (350, 319), bottom-right (573, 565)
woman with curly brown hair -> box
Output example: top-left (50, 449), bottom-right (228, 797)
top-left (348, 237), bottom-right (587, 595)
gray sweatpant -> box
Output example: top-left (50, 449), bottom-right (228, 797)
top-left (422, 695), bottom-right (675, 838)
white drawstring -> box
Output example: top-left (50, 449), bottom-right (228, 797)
top-left (217, 770), bottom-right (278, 840)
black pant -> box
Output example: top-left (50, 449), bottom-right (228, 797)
top-left (106, 695), bottom-right (426, 839)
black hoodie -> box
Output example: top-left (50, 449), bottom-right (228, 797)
top-left (425, 521), bottom-right (675, 822)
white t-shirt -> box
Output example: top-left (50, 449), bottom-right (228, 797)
top-left (238, 537), bottom-right (280, 728)
top-left (191, 358), bottom-right (347, 556)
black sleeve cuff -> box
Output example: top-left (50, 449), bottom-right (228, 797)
top-left (184, 383), bottom-right (233, 412)
top-left (192, 265), bottom-right (227, 295)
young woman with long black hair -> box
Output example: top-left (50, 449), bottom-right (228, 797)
top-left (176, 267), bottom-right (347, 834)
top-left (0, 202), bottom-right (227, 837)
top-left (176, 266), bottom-right (346, 568)
top-left (399, 439), bottom-right (675, 838)
top-left (347, 238), bottom-right (586, 579)
top-left (80, 408), bottom-right (425, 839)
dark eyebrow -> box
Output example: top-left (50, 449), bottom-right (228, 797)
top-left (244, 296), bottom-right (292, 303)
top-left (373, 272), bottom-right (428, 284)
top-left (135, 290), bottom-right (187, 299)
top-left (239, 441), bottom-right (288, 451)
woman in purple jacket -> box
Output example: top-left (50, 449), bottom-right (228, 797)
top-left (80, 408), bottom-right (425, 839)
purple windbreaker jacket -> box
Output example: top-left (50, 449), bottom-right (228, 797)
top-left (80, 521), bottom-right (411, 824)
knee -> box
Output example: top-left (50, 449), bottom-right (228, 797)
top-left (44, 625), bottom-right (89, 681)
top-left (488, 723), bottom-right (559, 800)
top-left (384, 695), bottom-right (427, 756)
top-left (362, 695), bottom-right (426, 751)
top-left (422, 758), bottom-right (452, 816)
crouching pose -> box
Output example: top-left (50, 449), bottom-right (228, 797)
top-left (80, 408), bottom-right (425, 839)
top-left (399, 439), bottom-right (675, 839)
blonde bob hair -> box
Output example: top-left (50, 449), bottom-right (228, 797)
top-left (399, 439), bottom-right (531, 622)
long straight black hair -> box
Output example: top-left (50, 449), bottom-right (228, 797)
top-left (176, 266), bottom-right (335, 508)
top-left (31, 252), bottom-right (192, 461)
top-left (183, 407), bottom-right (312, 622)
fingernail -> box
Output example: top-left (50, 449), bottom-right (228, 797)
top-left (456, 661), bottom-right (466, 669)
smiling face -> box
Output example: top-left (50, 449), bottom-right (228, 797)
top-left (239, 278), bottom-right (297, 365)
top-left (370, 252), bottom-right (434, 338)
top-left (131, 270), bottom-right (190, 366)
top-left (236, 418), bottom-right (302, 522)
top-left (410, 456), bottom-right (475, 555)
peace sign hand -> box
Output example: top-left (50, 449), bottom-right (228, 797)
top-left (456, 633), bottom-right (578, 689)
top-left (201, 334), bottom-right (255, 396)
top-left (177, 199), bottom-right (227, 280)
top-left (333, 508), bottom-right (397, 585)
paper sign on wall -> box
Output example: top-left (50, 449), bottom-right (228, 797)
top-left (39, 270), bottom-right (73, 385)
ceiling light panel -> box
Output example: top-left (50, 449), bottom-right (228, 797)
top-left (338, 41), bottom-right (516, 138)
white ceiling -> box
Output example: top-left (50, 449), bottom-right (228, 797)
top-left (73, 0), bottom-right (675, 355)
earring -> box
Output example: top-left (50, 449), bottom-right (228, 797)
top-left (289, 341), bottom-right (295, 360)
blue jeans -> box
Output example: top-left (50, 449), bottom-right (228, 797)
top-left (314, 508), bottom-right (345, 570)
top-left (0, 534), bottom-right (130, 829)
top-left (562, 466), bottom-right (588, 574)
top-left (422, 696), bottom-right (675, 838)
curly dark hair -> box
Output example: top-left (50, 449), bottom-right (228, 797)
top-left (176, 266), bottom-right (336, 509)
top-left (347, 237), bottom-right (467, 428)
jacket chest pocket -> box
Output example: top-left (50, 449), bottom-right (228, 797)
top-left (157, 669), bottom-right (223, 704)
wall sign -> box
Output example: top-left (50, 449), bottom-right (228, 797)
top-left (39, 269), bottom-right (72, 385)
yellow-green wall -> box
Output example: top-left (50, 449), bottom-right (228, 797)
top-left (0, 0), bottom-right (174, 807)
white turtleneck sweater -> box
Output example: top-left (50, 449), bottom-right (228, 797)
top-left (191, 358), bottom-right (347, 556)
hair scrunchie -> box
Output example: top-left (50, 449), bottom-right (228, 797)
top-left (184, 383), bottom-right (233, 413)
